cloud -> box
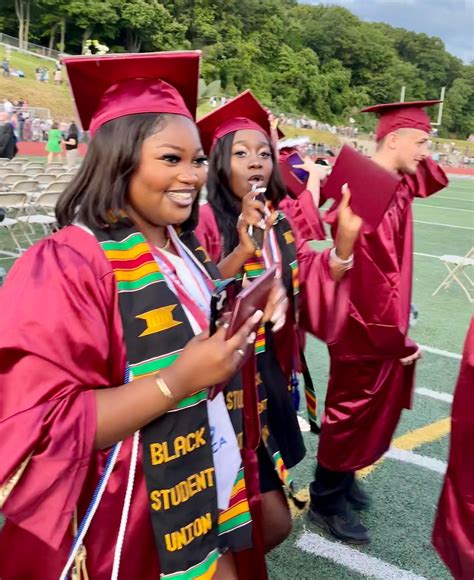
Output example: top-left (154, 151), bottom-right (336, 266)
top-left (303, 0), bottom-right (474, 62)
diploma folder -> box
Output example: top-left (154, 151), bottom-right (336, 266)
top-left (322, 145), bottom-right (401, 230)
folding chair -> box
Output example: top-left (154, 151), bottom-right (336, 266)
top-left (0, 192), bottom-right (30, 258)
top-left (45, 165), bottom-right (64, 174)
top-left (432, 248), bottom-right (474, 303)
top-left (1, 174), bottom-right (30, 189)
top-left (55, 173), bottom-right (73, 184)
top-left (2, 162), bottom-right (23, 173)
top-left (17, 191), bottom-right (60, 235)
top-left (35, 173), bottom-right (58, 188)
top-left (43, 181), bottom-right (66, 194)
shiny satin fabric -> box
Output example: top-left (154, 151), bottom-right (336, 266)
top-left (196, 200), bottom-right (351, 380)
top-left (433, 317), bottom-right (474, 579)
top-left (0, 225), bottom-right (264, 579)
top-left (318, 158), bottom-right (448, 471)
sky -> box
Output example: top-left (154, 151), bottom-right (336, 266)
top-left (304, 0), bottom-right (474, 63)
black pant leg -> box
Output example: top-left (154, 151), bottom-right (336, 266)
top-left (309, 464), bottom-right (354, 515)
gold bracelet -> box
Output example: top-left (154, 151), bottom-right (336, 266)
top-left (154, 372), bottom-right (174, 400)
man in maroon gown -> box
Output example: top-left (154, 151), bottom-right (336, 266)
top-left (433, 317), bottom-right (474, 578)
top-left (308, 101), bottom-right (449, 543)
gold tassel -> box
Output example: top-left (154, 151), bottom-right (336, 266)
top-left (70, 509), bottom-right (89, 580)
top-left (0, 453), bottom-right (32, 509)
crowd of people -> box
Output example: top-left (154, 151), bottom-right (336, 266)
top-left (0, 51), bottom-right (472, 580)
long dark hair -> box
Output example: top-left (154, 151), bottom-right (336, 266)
top-left (206, 131), bottom-right (287, 256)
top-left (56, 113), bottom-right (200, 232)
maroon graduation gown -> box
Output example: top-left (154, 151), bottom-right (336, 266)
top-left (433, 316), bottom-right (474, 579)
top-left (195, 198), bottom-right (350, 381)
top-left (318, 158), bottom-right (448, 472)
top-left (0, 225), bottom-right (263, 579)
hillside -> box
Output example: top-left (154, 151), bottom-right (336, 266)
top-left (0, 48), bottom-right (74, 119)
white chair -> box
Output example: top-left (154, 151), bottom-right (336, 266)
top-left (1, 174), bottom-right (30, 189)
top-left (2, 162), bottom-right (23, 173)
top-left (17, 191), bottom-right (59, 235)
top-left (10, 180), bottom-right (40, 194)
top-left (35, 173), bottom-right (58, 187)
top-left (43, 181), bottom-right (66, 194)
top-left (0, 192), bottom-right (31, 257)
top-left (44, 165), bottom-right (64, 174)
top-left (432, 248), bottom-right (474, 303)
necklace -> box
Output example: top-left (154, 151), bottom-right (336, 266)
top-left (156, 237), bottom-right (171, 251)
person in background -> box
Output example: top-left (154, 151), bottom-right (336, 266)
top-left (0, 112), bottom-right (18, 159)
top-left (2, 57), bottom-right (10, 78)
top-left (64, 121), bottom-right (79, 169)
top-left (0, 51), bottom-right (273, 580)
top-left (308, 100), bottom-right (449, 545)
top-left (197, 90), bottom-right (361, 552)
top-left (433, 316), bottom-right (474, 579)
top-left (45, 121), bottom-right (63, 164)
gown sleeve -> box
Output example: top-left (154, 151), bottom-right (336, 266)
top-left (0, 235), bottom-right (121, 549)
top-left (408, 156), bottom-right (449, 198)
top-left (279, 189), bottom-right (326, 242)
top-left (195, 203), bottom-right (223, 263)
top-left (294, 226), bottom-right (350, 345)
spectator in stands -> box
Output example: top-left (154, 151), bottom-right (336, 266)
top-left (64, 121), bottom-right (79, 168)
top-left (45, 121), bottom-right (63, 164)
top-left (0, 112), bottom-right (18, 159)
top-left (2, 58), bottom-right (10, 78)
top-left (2, 99), bottom-right (13, 115)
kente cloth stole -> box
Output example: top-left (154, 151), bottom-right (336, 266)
top-left (242, 214), bottom-right (312, 503)
top-left (93, 223), bottom-right (252, 580)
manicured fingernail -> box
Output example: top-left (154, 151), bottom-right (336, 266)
top-left (252, 310), bottom-right (263, 323)
top-left (247, 332), bottom-right (256, 344)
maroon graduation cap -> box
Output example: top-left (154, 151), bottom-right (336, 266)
top-left (198, 89), bottom-right (283, 155)
top-left (63, 51), bottom-right (201, 135)
top-left (362, 100), bottom-right (442, 141)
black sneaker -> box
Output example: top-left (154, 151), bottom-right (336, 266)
top-left (347, 479), bottom-right (371, 511)
top-left (308, 507), bottom-right (370, 545)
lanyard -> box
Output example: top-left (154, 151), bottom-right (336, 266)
top-left (151, 231), bottom-right (211, 332)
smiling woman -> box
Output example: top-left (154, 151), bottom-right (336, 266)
top-left (0, 52), bottom-right (269, 580)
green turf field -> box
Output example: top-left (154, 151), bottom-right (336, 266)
top-left (0, 177), bottom-right (473, 578)
top-left (267, 176), bottom-right (474, 579)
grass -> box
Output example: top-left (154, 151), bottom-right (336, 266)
top-left (1, 47), bottom-right (74, 119)
top-left (0, 178), bottom-right (473, 577)
top-left (267, 177), bottom-right (473, 579)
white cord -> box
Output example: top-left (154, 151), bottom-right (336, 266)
top-left (59, 441), bottom-right (123, 580)
top-left (111, 430), bottom-right (140, 580)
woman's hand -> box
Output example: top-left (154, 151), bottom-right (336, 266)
top-left (236, 190), bottom-right (278, 256)
top-left (400, 348), bottom-right (422, 366)
top-left (262, 278), bottom-right (289, 333)
top-left (334, 184), bottom-right (363, 260)
top-left (162, 310), bottom-right (263, 395)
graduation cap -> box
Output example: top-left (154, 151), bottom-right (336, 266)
top-left (322, 144), bottom-right (402, 230)
top-left (362, 100), bottom-right (442, 141)
top-left (63, 51), bottom-right (201, 136)
top-left (198, 89), bottom-right (282, 155)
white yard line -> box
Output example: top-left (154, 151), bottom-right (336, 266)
top-left (296, 532), bottom-right (426, 580)
top-left (434, 195), bottom-right (473, 202)
top-left (416, 387), bottom-right (453, 404)
top-left (414, 220), bottom-right (473, 230)
top-left (418, 344), bottom-right (462, 359)
top-left (385, 448), bottom-right (447, 474)
top-left (414, 203), bottom-right (474, 213)
top-left (414, 251), bottom-right (439, 258)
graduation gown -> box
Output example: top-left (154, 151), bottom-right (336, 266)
top-left (433, 316), bottom-right (474, 579)
top-left (317, 158), bottom-right (448, 472)
top-left (0, 225), bottom-right (261, 580)
top-left (196, 200), bottom-right (350, 473)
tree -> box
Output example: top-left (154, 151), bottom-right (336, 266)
top-left (14, 0), bottom-right (30, 49)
